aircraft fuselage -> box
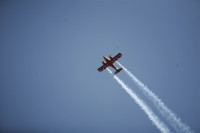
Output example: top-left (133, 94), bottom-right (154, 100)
top-left (103, 56), bottom-right (118, 70)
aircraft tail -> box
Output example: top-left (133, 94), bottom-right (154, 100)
top-left (114, 68), bottom-right (122, 74)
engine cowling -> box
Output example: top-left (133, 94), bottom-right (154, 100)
top-left (109, 56), bottom-right (113, 60)
top-left (102, 61), bottom-right (106, 65)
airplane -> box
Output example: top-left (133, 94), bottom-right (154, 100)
top-left (97, 53), bottom-right (123, 74)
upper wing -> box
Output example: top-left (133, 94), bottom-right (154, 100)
top-left (111, 53), bottom-right (122, 63)
top-left (97, 63), bottom-right (109, 72)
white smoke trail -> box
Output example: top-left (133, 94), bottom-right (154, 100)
top-left (107, 68), bottom-right (171, 133)
top-left (116, 61), bottom-right (194, 133)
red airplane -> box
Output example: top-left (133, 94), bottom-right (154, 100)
top-left (97, 53), bottom-right (123, 74)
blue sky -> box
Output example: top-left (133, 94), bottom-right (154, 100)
top-left (1, 0), bottom-right (200, 133)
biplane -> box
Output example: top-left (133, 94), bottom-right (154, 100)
top-left (97, 53), bottom-right (122, 74)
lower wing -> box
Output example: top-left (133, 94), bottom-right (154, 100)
top-left (111, 53), bottom-right (122, 63)
top-left (97, 63), bottom-right (109, 72)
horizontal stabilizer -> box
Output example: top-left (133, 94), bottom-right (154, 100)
top-left (114, 68), bottom-right (122, 74)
